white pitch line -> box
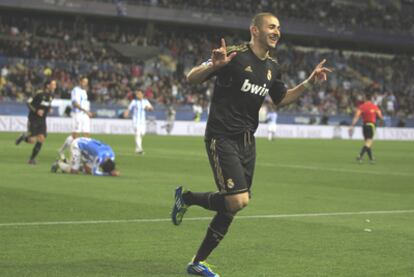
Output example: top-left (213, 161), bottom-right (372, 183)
top-left (1, 209), bottom-right (413, 228)
top-left (121, 151), bottom-right (414, 177)
top-left (260, 162), bottom-right (414, 177)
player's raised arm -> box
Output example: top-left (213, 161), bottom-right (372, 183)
top-left (278, 59), bottom-right (332, 106)
top-left (186, 38), bottom-right (237, 85)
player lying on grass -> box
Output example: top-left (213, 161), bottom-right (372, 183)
top-left (51, 137), bottom-right (120, 176)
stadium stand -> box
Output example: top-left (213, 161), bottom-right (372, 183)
top-left (99, 0), bottom-right (414, 33)
top-left (0, 2), bottom-right (413, 125)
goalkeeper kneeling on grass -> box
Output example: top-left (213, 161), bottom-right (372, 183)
top-left (51, 137), bottom-right (120, 176)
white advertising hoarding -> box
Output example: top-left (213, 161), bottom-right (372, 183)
top-left (1, 116), bottom-right (413, 140)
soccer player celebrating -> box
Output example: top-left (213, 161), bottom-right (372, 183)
top-left (51, 137), bottom-right (119, 176)
top-left (349, 91), bottom-right (384, 163)
top-left (15, 79), bottom-right (57, 164)
top-left (171, 12), bottom-right (331, 276)
top-left (124, 88), bottom-right (153, 155)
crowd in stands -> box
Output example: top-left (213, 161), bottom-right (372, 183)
top-left (111, 0), bottom-right (414, 33)
top-left (0, 10), bottom-right (413, 120)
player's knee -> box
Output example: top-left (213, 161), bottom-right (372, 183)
top-left (228, 199), bottom-right (249, 213)
top-left (236, 197), bottom-right (249, 211)
top-left (225, 193), bottom-right (250, 213)
top-left (27, 137), bottom-right (36, 144)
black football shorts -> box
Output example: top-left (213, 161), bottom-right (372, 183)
top-left (28, 118), bottom-right (47, 137)
top-left (205, 134), bottom-right (256, 195)
top-left (362, 123), bottom-right (375, 140)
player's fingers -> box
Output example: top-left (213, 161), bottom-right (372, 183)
top-left (317, 59), bottom-right (327, 68)
top-left (212, 49), bottom-right (224, 57)
top-left (228, 52), bottom-right (237, 60)
top-left (321, 67), bottom-right (333, 72)
top-left (221, 38), bottom-right (226, 49)
top-left (213, 48), bottom-right (225, 54)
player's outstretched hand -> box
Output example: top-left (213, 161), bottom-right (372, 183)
top-left (87, 111), bottom-right (97, 118)
top-left (348, 126), bottom-right (354, 138)
top-left (211, 38), bottom-right (237, 68)
top-left (307, 59), bottom-right (332, 84)
top-left (111, 170), bottom-right (120, 177)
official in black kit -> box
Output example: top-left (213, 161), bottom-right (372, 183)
top-left (171, 12), bottom-right (332, 276)
top-left (15, 79), bottom-right (57, 164)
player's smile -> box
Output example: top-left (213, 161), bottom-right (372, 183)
top-left (269, 34), bottom-right (279, 42)
top-left (268, 34), bottom-right (279, 47)
top-left (270, 34), bottom-right (279, 41)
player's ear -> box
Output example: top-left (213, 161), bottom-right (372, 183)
top-left (250, 25), bottom-right (259, 37)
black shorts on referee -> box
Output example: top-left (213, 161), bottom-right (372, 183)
top-left (362, 123), bottom-right (375, 140)
top-left (205, 133), bottom-right (256, 196)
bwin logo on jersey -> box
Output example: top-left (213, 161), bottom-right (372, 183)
top-left (240, 79), bottom-right (269, 96)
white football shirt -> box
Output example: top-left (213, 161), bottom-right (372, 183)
top-left (71, 86), bottom-right (89, 113)
top-left (128, 99), bottom-right (152, 126)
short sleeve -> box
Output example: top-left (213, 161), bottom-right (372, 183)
top-left (128, 100), bottom-right (135, 111)
top-left (71, 87), bottom-right (80, 104)
top-left (269, 78), bottom-right (287, 105)
top-left (30, 94), bottom-right (42, 109)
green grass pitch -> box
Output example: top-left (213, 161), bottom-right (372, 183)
top-left (1, 132), bottom-right (413, 276)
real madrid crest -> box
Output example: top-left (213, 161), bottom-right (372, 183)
top-left (267, 69), bottom-right (272, 80)
top-left (227, 178), bottom-right (235, 189)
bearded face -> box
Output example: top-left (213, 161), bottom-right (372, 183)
top-left (255, 16), bottom-right (281, 50)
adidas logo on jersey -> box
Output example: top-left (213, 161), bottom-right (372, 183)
top-left (244, 66), bottom-right (253, 72)
top-left (240, 79), bottom-right (269, 96)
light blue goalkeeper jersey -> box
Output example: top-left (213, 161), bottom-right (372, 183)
top-left (76, 138), bottom-right (115, 176)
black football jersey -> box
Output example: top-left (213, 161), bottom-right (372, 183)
top-left (205, 43), bottom-right (287, 137)
top-left (28, 91), bottom-right (54, 120)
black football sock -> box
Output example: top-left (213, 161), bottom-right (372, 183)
top-left (182, 191), bottom-right (226, 212)
top-left (15, 133), bottom-right (27, 145)
top-left (193, 212), bottom-right (234, 263)
top-left (359, 146), bottom-right (367, 158)
top-left (367, 147), bottom-right (373, 160)
top-left (30, 142), bottom-right (43, 160)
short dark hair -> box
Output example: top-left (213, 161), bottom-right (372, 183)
top-left (79, 76), bottom-right (88, 82)
top-left (101, 159), bottom-right (115, 173)
top-left (365, 91), bottom-right (374, 100)
top-left (44, 79), bottom-right (55, 89)
top-left (250, 12), bottom-right (276, 28)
